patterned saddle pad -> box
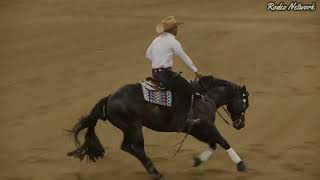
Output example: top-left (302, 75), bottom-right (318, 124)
top-left (140, 81), bottom-right (173, 107)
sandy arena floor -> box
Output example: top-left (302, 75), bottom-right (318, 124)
top-left (1, 0), bottom-right (319, 179)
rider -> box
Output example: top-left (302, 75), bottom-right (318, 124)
top-left (146, 16), bottom-right (202, 131)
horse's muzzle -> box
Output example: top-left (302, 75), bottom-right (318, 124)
top-left (233, 118), bottom-right (245, 130)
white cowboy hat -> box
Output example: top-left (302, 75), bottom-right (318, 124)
top-left (156, 16), bottom-right (184, 33)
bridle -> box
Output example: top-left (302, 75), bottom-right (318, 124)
top-left (198, 78), bottom-right (242, 126)
top-left (232, 93), bottom-right (247, 127)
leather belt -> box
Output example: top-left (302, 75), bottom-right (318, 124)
top-left (152, 67), bottom-right (172, 72)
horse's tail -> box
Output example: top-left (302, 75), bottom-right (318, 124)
top-left (67, 96), bottom-right (110, 162)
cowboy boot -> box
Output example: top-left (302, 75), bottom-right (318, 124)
top-left (184, 118), bottom-right (200, 134)
top-left (182, 93), bottom-right (202, 132)
top-left (176, 109), bottom-right (201, 132)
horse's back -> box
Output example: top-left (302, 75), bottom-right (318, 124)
top-left (107, 84), bottom-right (144, 120)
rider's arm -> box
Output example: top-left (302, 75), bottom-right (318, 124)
top-left (172, 41), bottom-right (198, 72)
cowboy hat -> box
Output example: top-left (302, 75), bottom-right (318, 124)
top-left (156, 16), bottom-right (183, 33)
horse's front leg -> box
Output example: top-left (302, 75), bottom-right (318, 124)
top-left (189, 122), bottom-right (217, 167)
top-left (192, 147), bottom-right (215, 167)
top-left (213, 125), bottom-right (246, 172)
top-left (192, 125), bottom-right (246, 172)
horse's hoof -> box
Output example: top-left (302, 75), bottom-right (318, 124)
top-left (237, 161), bottom-right (246, 172)
top-left (192, 157), bottom-right (202, 167)
top-left (151, 173), bottom-right (165, 180)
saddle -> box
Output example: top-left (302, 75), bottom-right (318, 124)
top-left (140, 77), bottom-right (172, 107)
top-left (140, 77), bottom-right (206, 108)
top-left (143, 77), bottom-right (166, 91)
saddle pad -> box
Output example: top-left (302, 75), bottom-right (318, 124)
top-left (141, 84), bottom-right (173, 107)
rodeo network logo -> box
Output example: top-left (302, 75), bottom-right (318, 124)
top-left (267, 1), bottom-right (316, 11)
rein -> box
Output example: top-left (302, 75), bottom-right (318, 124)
top-left (173, 77), bottom-right (198, 157)
top-left (217, 108), bottom-right (231, 125)
top-left (173, 77), bottom-right (232, 157)
top-left (198, 79), bottom-right (232, 125)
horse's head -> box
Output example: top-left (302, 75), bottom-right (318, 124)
top-left (197, 75), bottom-right (250, 130)
top-left (227, 85), bottom-right (249, 130)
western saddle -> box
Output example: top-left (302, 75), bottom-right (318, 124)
top-left (144, 77), bottom-right (166, 91)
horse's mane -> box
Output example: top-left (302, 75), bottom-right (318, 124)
top-left (199, 75), bottom-right (239, 90)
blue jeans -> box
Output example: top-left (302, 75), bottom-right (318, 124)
top-left (152, 68), bottom-right (193, 117)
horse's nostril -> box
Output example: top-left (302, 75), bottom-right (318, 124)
top-left (235, 119), bottom-right (242, 127)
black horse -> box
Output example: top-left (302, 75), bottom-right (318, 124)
top-left (67, 75), bottom-right (249, 180)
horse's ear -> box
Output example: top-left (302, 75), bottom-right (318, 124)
top-left (242, 85), bottom-right (246, 91)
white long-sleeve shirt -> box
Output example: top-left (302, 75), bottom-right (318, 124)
top-left (146, 32), bottom-right (198, 72)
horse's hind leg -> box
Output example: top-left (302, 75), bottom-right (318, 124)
top-left (120, 124), bottom-right (164, 180)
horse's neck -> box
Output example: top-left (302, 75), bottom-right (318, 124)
top-left (207, 86), bottom-right (234, 108)
top-left (195, 77), bottom-right (237, 107)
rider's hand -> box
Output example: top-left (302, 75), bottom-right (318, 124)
top-left (195, 71), bottom-right (202, 78)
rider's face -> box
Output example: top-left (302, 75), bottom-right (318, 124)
top-left (170, 26), bottom-right (177, 36)
top-left (166, 26), bottom-right (178, 36)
